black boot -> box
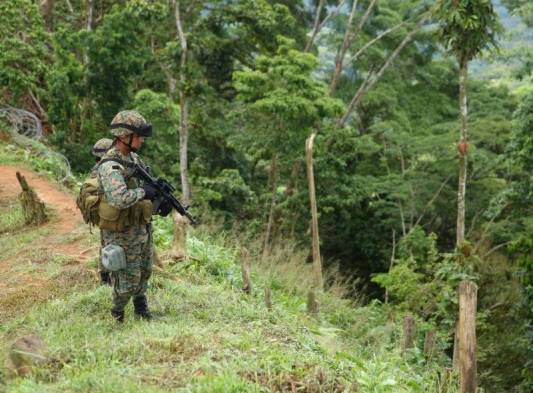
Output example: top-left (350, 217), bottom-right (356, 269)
top-left (133, 296), bottom-right (152, 320)
top-left (111, 309), bottom-right (124, 323)
top-left (100, 271), bottom-right (112, 286)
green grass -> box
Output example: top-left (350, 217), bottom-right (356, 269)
top-left (0, 201), bottom-right (56, 261)
top-left (1, 226), bottom-right (459, 393)
top-left (0, 201), bottom-right (26, 235)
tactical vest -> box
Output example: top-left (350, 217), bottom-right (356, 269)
top-left (76, 157), bottom-right (152, 231)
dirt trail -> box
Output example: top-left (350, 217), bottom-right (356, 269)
top-left (0, 165), bottom-right (91, 256)
top-left (0, 165), bottom-right (97, 322)
top-left (0, 165), bottom-right (79, 227)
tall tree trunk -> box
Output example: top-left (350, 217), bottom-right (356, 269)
top-left (305, 0), bottom-right (346, 53)
top-left (330, 0), bottom-right (359, 94)
top-left (40, 0), bottom-right (55, 31)
top-left (456, 59), bottom-right (468, 247)
top-left (65, 0), bottom-right (74, 14)
top-left (87, 0), bottom-right (94, 31)
top-left (173, 0), bottom-right (191, 205)
top-left (263, 154), bottom-right (278, 256)
top-left (305, 0), bottom-right (325, 52)
top-left (306, 133), bottom-right (323, 290)
top-left (179, 96), bottom-right (191, 205)
top-left (330, 0), bottom-right (378, 95)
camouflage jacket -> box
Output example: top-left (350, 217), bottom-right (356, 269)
top-left (97, 146), bottom-right (146, 210)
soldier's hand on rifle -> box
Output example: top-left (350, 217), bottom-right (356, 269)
top-left (142, 183), bottom-right (157, 200)
top-left (158, 200), bottom-right (172, 217)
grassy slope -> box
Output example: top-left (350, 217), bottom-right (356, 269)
top-left (0, 140), bottom-right (457, 393)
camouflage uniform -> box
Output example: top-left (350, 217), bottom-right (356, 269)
top-left (97, 111), bottom-right (154, 320)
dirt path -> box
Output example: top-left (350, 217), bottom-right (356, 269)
top-left (0, 165), bottom-right (97, 322)
top-left (0, 165), bottom-right (79, 231)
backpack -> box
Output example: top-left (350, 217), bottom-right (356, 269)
top-left (76, 159), bottom-right (126, 226)
top-left (76, 176), bottom-right (101, 226)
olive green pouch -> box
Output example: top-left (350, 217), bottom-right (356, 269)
top-left (98, 200), bottom-right (121, 231)
top-left (140, 200), bottom-right (153, 224)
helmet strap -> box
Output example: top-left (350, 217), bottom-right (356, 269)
top-left (116, 135), bottom-right (137, 154)
top-left (127, 134), bottom-right (138, 152)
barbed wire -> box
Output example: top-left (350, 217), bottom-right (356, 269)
top-left (0, 107), bottom-right (73, 183)
top-left (0, 107), bottom-right (43, 139)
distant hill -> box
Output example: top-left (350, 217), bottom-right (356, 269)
top-left (470, 0), bottom-right (533, 95)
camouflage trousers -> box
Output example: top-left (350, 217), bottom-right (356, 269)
top-left (101, 224), bottom-right (153, 312)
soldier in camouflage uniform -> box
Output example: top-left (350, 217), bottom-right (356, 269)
top-left (97, 110), bottom-right (156, 322)
top-left (92, 138), bottom-right (113, 165)
top-left (91, 138), bottom-right (114, 286)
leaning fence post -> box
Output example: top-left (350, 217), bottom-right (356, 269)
top-left (458, 280), bottom-right (478, 393)
top-left (241, 248), bottom-right (252, 295)
top-left (16, 172), bottom-right (47, 225)
top-left (402, 315), bottom-right (416, 352)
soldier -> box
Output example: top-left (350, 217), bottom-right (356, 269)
top-left (92, 138), bottom-right (113, 165)
top-left (91, 138), bottom-right (113, 286)
top-left (97, 110), bottom-right (157, 323)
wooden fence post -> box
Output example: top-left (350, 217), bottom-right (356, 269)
top-left (264, 286), bottom-right (272, 311)
top-left (458, 280), bottom-right (478, 393)
top-left (453, 320), bottom-right (459, 370)
top-left (402, 315), bottom-right (416, 352)
top-left (241, 248), bottom-right (252, 295)
top-left (170, 211), bottom-right (188, 261)
top-left (307, 290), bottom-right (319, 314)
top-left (423, 330), bottom-right (436, 359)
top-left (16, 172), bottom-right (47, 225)
top-left (305, 133), bottom-right (323, 290)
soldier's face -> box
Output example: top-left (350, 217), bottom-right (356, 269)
top-left (131, 134), bottom-right (145, 151)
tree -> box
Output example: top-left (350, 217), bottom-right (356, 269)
top-left (171, 0), bottom-right (192, 205)
top-left (132, 89), bottom-right (180, 178)
top-left (0, 0), bottom-right (51, 119)
top-left (501, 0), bottom-right (533, 82)
top-left (437, 0), bottom-right (501, 247)
top-left (234, 37), bottom-right (343, 252)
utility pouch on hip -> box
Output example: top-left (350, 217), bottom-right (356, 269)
top-left (98, 200), bottom-right (124, 231)
top-left (98, 199), bottom-right (152, 231)
top-left (139, 199), bottom-right (153, 224)
top-left (101, 244), bottom-right (127, 271)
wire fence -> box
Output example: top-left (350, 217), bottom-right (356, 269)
top-left (0, 107), bottom-right (73, 183)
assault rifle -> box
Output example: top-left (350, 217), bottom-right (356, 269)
top-left (132, 164), bottom-right (197, 225)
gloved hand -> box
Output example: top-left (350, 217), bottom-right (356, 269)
top-left (158, 200), bottom-right (172, 217)
top-left (142, 183), bottom-right (157, 200)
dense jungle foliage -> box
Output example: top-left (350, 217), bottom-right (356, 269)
top-left (0, 0), bottom-right (531, 391)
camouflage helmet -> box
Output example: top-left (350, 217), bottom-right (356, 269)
top-left (92, 138), bottom-right (113, 158)
top-left (110, 110), bottom-right (152, 137)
